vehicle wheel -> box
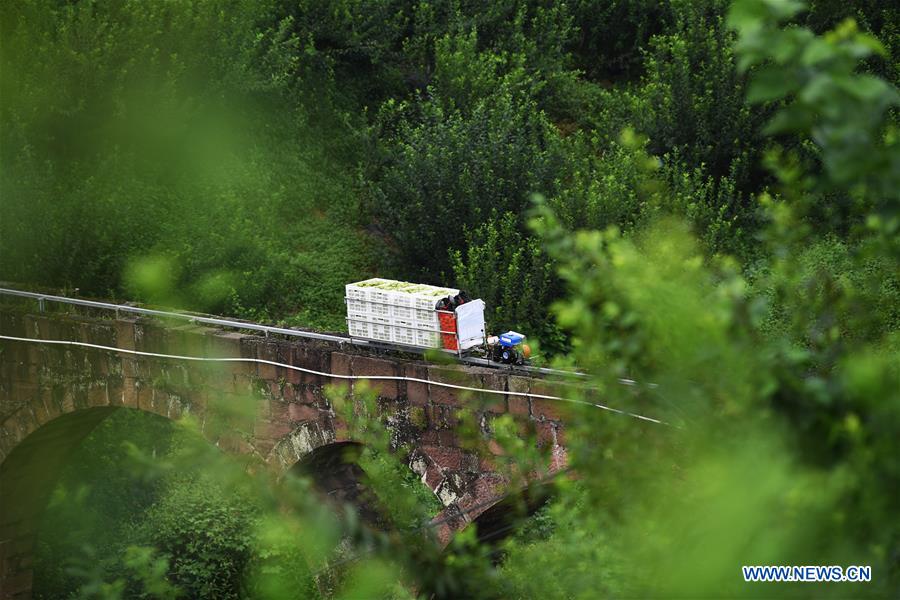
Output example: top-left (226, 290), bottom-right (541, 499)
top-left (501, 348), bottom-right (518, 364)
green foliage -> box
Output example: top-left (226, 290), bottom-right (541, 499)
top-left (662, 156), bottom-right (760, 258)
top-left (452, 212), bottom-right (566, 353)
top-left (12, 1), bottom-right (900, 598)
top-left (257, 0), bottom-right (410, 110)
top-left (367, 447), bottom-right (443, 519)
top-left (0, 0), bottom-right (373, 331)
top-left (569, 0), bottom-right (674, 81)
top-left (508, 3), bottom-right (900, 596)
top-left (731, 0), bottom-right (900, 202)
top-left (121, 547), bottom-right (182, 600)
top-left (610, 0), bottom-right (768, 259)
top-left (498, 488), bottom-right (621, 598)
top-left (639, 0), bottom-right (760, 179)
top-left (134, 476), bottom-right (257, 600)
top-left (35, 409), bottom-right (331, 599)
top-left (548, 134), bottom-right (660, 233)
top-left (455, 1), bottom-right (579, 120)
top-left (372, 85), bottom-right (569, 280)
top-left (759, 235), bottom-right (900, 343)
top-left (3, 0), bottom-right (896, 336)
top-left (804, 0), bottom-right (900, 85)
top-left (34, 411), bottom-right (179, 599)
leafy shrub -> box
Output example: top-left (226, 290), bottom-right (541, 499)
top-left (0, 0), bottom-right (373, 330)
top-left (637, 0), bottom-right (763, 182)
top-left (372, 86), bottom-right (569, 280)
top-left (803, 0), bottom-right (899, 84)
top-left (662, 154), bottom-right (760, 260)
top-left (452, 212), bottom-right (566, 353)
top-left (134, 476), bottom-right (258, 600)
top-left (568, 0), bottom-right (674, 81)
top-left (548, 135), bottom-right (658, 234)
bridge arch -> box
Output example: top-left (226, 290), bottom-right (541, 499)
top-left (0, 328), bottom-right (209, 599)
top-left (288, 442), bottom-right (385, 526)
top-left (429, 467), bottom-right (564, 549)
top-left (0, 405), bottom-right (169, 597)
top-left (470, 480), bottom-right (558, 561)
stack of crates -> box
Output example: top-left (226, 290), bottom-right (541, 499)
top-left (345, 278), bottom-right (459, 348)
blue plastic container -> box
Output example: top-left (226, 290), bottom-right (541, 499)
top-left (498, 331), bottom-right (525, 347)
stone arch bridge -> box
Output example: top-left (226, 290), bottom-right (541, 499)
top-left (0, 297), bottom-right (572, 598)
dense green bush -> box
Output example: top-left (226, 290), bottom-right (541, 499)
top-left (519, 6), bottom-right (900, 596)
top-left (548, 134), bottom-right (658, 233)
top-left (662, 156), bottom-right (759, 259)
top-left (0, 0), bottom-right (372, 330)
top-left (804, 0), bottom-right (899, 84)
top-left (371, 85), bottom-right (569, 280)
top-left (637, 0), bottom-right (761, 180)
top-left (134, 476), bottom-right (258, 600)
top-left (569, 0), bottom-right (674, 81)
top-left (256, 0), bottom-right (410, 111)
top-left (612, 0), bottom-right (768, 259)
top-left (452, 212), bottom-right (566, 353)
top-left (3, 0), bottom-right (895, 337)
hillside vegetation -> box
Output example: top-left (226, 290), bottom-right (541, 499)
top-left (1, 0), bottom-right (898, 598)
top-left (4, 0), bottom-right (895, 344)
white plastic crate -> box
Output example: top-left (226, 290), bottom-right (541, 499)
top-left (347, 298), bottom-right (390, 318)
top-left (348, 320), bottom-right (371, 338)
top-left (345, 285), bottom-right (368, 301)
top-left (417, 313), bottom-right (441, 331)
top-left (393, 317), bottom-right (416, 329)
top-left (412, 295), bottom-right (439, 310)
top-left (369, 314), bottom-right (392, 326)
top-left (392, 324), bottom-right (417, 346)
top-left (371, 323), bottom-right (392, 342)
top-left (414, 308), bottom-right (435, 322)
top-left (347, 308), bottom-right (367, 322)
top-left (416, 329), bottom-right (441, 347)
top-left (346, 298), bottom-right (365, 312)
top-left (347, 279), bottom-right (457, 309)
top-left (391, 304), bottom-right (415, 319)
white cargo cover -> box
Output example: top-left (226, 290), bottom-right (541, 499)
top-left (455, 300), bottom-right (486, 350)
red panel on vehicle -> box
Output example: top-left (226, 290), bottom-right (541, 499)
top-left (438, 312), bottom-right (458, 351)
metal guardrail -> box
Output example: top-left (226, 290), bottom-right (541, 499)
top-left (0, 286), bottom-right (349, 344)
top-left (0, 286), bottom-right (594, 380)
